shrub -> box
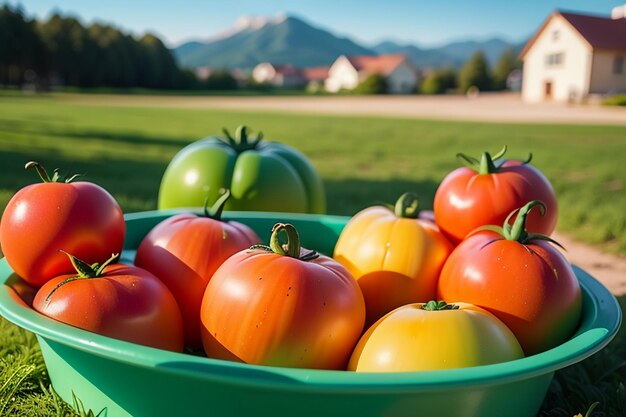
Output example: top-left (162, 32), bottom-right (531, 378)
top-left (602, 94), bottom-right (626, 106)
top-left (354, 74), bottom-right (388, 95)
top-left (420, 68), bottom-right (457, 94)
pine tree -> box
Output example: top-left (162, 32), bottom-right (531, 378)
top-left (458, 51), bottom-right (492, 93)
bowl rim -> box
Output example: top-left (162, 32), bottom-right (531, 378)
top-left (0, 210), bottom-right (621, 392)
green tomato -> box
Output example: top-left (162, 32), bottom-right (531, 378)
top-left (158, 126), bottom-right (326, 213)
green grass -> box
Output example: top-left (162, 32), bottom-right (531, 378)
top-left (602, 95), bottom-right (626, 107)
top-left (1, 93), bottom-right (625, 252)
top-left (0, 93), bottom-right (625, 415)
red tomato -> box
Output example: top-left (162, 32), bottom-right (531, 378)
top-left (0, 162), bottom-right (125, 287)
top-left (200, 223), bottom-right (365, 370)
top-left (135, 191), bottom-right (260, 348)
top-left (433, 147), bottom-right (557, 243)
top-left (437, 201), bottom-right (582, 355)
top-left (33, 253), bottom-right (184, 352)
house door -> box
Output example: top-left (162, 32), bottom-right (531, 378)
top-left (544, 82), bottom-right (552, 100)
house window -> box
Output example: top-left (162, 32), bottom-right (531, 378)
top-left (546, 53), bottom-right (564, 67)
top-left (614, 56), bottom-right (624, 74)
top-left (552, 30), bottom-right (559, 41)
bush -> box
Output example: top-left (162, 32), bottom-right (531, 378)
top-left (354, 74), bottom-right (387, 95)
top-left (420, 68), bottom-right (457, 95)
top-left (204, 70), bottom-right (238, 90)
top-left (602, 94), bottom-right (626, 106)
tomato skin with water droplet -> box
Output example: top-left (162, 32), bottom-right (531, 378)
top-left (135, 213), bottom-right (260, 348)
top-left (434, 160), bottom-right (558, 244)
top-left (0, 181), bottom-right (125, 287)
top-left (437, 230), bottom-right (582, 355)
top-left (200, 249), bottom-right (365, 370)
top-left (33, 263), bottom-right (184, 352)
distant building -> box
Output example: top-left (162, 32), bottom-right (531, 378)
top-left (194, 66), bottom-right (213, 81)
top-left (251, 63), bottom-right (306, 87)
top-left (507, 69), bottom-right (523, 92)
top-left (229, 68), bottom-right (250, 87)
top-left (520, 6), bottom-right (626, 103)
top-left (324, 54), bottom-right (418, 94)
top-left (301, 66), bottom-right (330, 92)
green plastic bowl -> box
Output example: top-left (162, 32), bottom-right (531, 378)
top-left (0, 211), bottom-right (621, 417)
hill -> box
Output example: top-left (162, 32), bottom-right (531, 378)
top-left (174, 15), bottom-right (375, 69)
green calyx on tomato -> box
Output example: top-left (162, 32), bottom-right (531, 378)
top-left (220, 126), bottom-right (263, 153)
top-left (251, 223), bottom-right (319, 261)
top-left (481, 200), bottom-right (564, 248)
top-left (202, 189), bottom-right (231, 221)
top-left (392, 192), bottom-right (420, 219)
top-left (25, 161), bottom-right (81, 183)
top-left (456, 146), bottom-right (532, 175)
top-left (44, 252), bottom-right (119, 303)
top-left (421, 300), bottom-right (459, 311)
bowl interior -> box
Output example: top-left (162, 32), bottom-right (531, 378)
top-left (0, 210), bottom-right (621, 391)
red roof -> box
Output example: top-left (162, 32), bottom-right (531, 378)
top-left (301, 66), bottom-right (329, 81)
top-left (521, 11), bottom-right (626, 58)
top-left (345, 54), bottom-right (409, 76)
top-left (274, 65), bottom-right (302, 76)
top-left (561, 11), bottom-right (626, 51)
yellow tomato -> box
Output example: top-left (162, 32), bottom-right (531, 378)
top-left (333, 193), bottom-right (453, 326)
top-left (348, 301), bottom-right (524, 372)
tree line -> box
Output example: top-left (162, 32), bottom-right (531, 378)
top-left (1, 4), bottom-right (521, 93)
top-left (419, 49), bottom-right (522, 95)
top-left (0, 4), bottom-right (197, 89)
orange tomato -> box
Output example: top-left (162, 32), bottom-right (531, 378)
top-left (333, 193), bottom-right (453, 326)
top-left (200, 223), bottom-right (365, 370)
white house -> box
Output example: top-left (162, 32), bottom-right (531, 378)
top-left (520, 7), bottom-right (626, 103)
top-left (251, 63), bottom-right (306, 87)
top-left (324, 54), bottom-right (418, 94)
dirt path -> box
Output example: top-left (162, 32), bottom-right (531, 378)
top-left (60, 92), bottom-right (626, 125)
top-left (553, 232), bottom-right (626, 296)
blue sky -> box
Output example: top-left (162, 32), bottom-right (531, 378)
top-left (9, 1), bottom-right (625, 47)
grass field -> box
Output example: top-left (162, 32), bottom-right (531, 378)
top-left (0, 92), bottom-right (625, 416)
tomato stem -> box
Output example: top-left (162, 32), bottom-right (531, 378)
top-left (60, 251), bottom-right (119, 278)
top-left (25, 161), bottom-right (81, 183)
top-left (456, 146), bottom-right (507, 175)
top-left (203, 189), bottom-right (230, 221)
top-left (25, 161), bottom-right (52, 182)
top-left (251, 223), bottom-right (319, 261)
top-left (44, 252), bottom-right (119, 303)
top-left (270, 223), bottom-right (301, 258)
top-left (221, 126), bottom-right (264, 153)
top-left (393, 192), bottom-right (420, 219)
top-left (421, 300), bottom-right (459, 311)
top-left (503, 200), bottom-right (545, 242)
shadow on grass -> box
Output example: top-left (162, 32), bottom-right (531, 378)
top-left (0, 148), bottom-right (168, 213)
top-left (0, 117), bottom-right (194, 149)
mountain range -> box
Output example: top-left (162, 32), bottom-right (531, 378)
top-left (173, 15), bottom-right (527, 70)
